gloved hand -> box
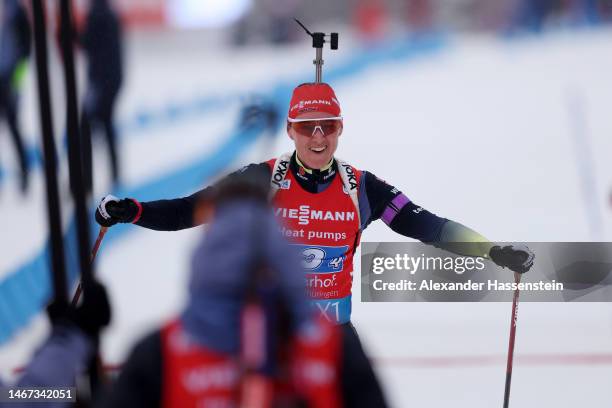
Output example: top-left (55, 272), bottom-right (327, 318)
top-left (75, 280), bottom-right (112, 338)
top-left (95, 194), bottom-right (140, 227)
top-left (47, 280), bottom-right (111, 339)
top-left (489, 244), bottom-right (535, 274)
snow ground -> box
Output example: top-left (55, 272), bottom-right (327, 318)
top-left (1, 27), bottom-right (612, 407)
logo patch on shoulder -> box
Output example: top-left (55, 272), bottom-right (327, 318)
top-left (271, 159), bottom-right (290, 188)
top-left (339, 163), bottom-right (358, 191)
top-left (279, 179), bottom-right (291, 189)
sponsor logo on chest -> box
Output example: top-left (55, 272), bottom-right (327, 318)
top-left (275, 205), bottom-right (355, 226)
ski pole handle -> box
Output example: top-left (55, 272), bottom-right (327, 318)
top-left (71, 226), bottom-right (108, 306)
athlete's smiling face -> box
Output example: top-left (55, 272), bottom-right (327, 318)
top-left (287, 111), bottom-right (343, 170)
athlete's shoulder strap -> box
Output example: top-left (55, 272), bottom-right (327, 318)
top-left (335, 158), bottom-right (361, 227)
top-left (268, 152), bottom-right (293, 200)
top-left (268, 154), bottom-right (362, 227)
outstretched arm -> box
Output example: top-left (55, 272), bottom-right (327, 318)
top-left (359, 171), bottom-right (483, 245)
top-left (387, 200), bottom-right (493, 257)
top-left (95, 163), bottom-right (271, 231)
top-left (389, 206), bottom-right (534, 273)
top-left (135, 189), bottom-right (208, 231)
top-left (361, 171), bottom-right (533, 273)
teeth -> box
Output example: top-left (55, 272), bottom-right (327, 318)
top-left (310, 146), bottom-right (326, 152)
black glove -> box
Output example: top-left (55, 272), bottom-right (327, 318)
top-left (47, 280), bottom-right (111, 339)
top-left (75, 280), bottom-right (112, 337)
top-left (489, 244), bottom-right (535, 274)
top-left (95, 194), bottom-right (140, 227)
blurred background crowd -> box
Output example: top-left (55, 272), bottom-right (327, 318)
top-left (2, 0), bottom-right (612, 196)
top-left (71, 0), bottom-right (612, 42)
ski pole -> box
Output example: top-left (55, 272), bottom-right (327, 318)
top-left (32, 0), bottom-right (68, 308)
top-left (71, 226), bottom-right (108, 306)
top-left (503, 272), bottom-right (522, 408)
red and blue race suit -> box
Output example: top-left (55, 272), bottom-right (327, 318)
top-left (267, 158), bottom-right (362, 324)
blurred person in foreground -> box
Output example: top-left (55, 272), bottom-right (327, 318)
top-left (79, 0), bottom-right (123, 191)
top-left (0, 280), bottom-right (110, 407)
top-left (95, 176), bottom-right (387, 407)
top-left (0, 0), bottom-right (31, 193)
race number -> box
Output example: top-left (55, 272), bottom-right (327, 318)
top-left (311, 296), bottom-right (352, 324)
